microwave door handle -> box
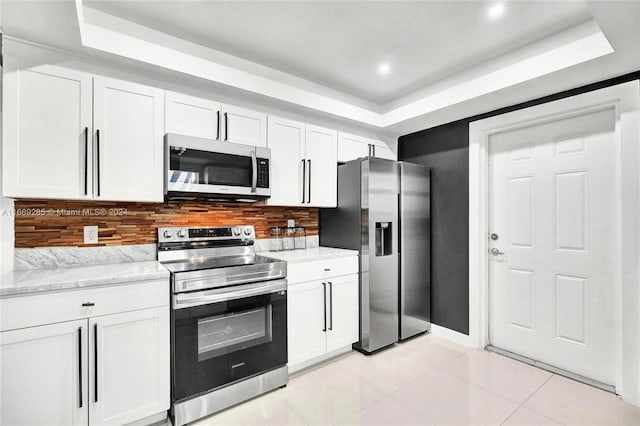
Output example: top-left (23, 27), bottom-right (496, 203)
top-left (251, 151), bottom-right (257, 193)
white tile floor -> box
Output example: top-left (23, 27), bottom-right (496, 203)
top-left (191, 334), bottom-right (640, 426)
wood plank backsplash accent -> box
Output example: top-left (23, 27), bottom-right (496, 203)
top-left (13, 200), bottom-right (318, 248)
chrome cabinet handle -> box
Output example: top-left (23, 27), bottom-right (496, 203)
top-left (490, 248), bottom-right (505, 256)
top-left (322, 282), bottom-right (327, 332)
top-left (78, 327), bottom-right (83, 408)
top-left (328, 281), bottom-right (333, 331)
top-left (301, 159), bottom-right (306, 203)
top-left (94, 323), bottom-right (98, 403)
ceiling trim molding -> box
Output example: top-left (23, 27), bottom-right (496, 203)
top-left (74, 0), bottom-right (614, 129)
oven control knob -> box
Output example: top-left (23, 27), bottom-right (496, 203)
top-left (233, 227), bottom-right (242, 236)
top-left (177, 230), bottom-right (186, 238)
top-left (163, 230), bottom-right (172, 239)
top-left (243, 227), bottom-right (252, 236)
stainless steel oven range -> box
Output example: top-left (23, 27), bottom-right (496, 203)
top-left (157, 225), bottom-right (288, 426)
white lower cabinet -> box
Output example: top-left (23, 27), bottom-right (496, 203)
top-left (0, 281), bottom-right (169, 426)
top-left (90, 308), bottom-right (169, 426)
top-left (288, 281), bottom-right (330, 366)
top-left (325, 275), bottom-right (359, 352)
top-left (287, 256), bottom-right (359, 372)
top-left (0, 320), bottom-right (89, 426)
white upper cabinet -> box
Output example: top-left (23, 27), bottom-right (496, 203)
top-left (337, 132), bottom-right (370, 163)
top-left (305, 125), bottom-right (337, 207)
top-left (267, 116), bottom-right (305, 206)
top-left (165, 92), bottom-right (222, 140)
top-left (221, 104), bottom-right (267, 147)
top-left (93, 77), bottom-right (164, 202)
top-left (267, 118), bottom-right (337, 207)
top-left (337, 132), bottom-right (396, 162)
top-left (2, 64), bottom-right (165, 203)
top-left (370, 140), bottom-right (396, 160)
top-left (2, 65), bottom-right (93, 199)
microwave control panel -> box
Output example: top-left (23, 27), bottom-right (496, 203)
top-left (257, 158), bottom-right (269, 188)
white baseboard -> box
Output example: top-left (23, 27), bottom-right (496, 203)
top-left (430, 324), bottom-right (479, 348)
top-left (124, 411), bottom-right (167, 426)
top-left (289, 345), bottom-right (353, 374)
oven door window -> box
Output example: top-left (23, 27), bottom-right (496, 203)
top-left (197, 305), bottom-right (272, 362)
top-left (172, 290), bottom-right (286, 402)
top-left (169, 147), bottom-right (252, 187)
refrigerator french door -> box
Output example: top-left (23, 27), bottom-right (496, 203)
top-left (319, 157), bottom-right (431, 354)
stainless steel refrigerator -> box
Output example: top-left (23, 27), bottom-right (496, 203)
top-left (319, 157), bottom-right (431, 354)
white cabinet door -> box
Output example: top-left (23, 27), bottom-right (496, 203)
top-left (305, 125), bottom-right (337, 207)
top-left (371, 141), bottom-right (396, 160)
top-left (93, 77), bottom-right (164, 202)
top-left (266, 116), bottom-right (305, 206)
top-left (326, 274), bottom-right (359, 352)
top-left (221, 104), bottom-right (267, 147)
top-left (288, 281), bottom-right (327, 367)
top-left (337, 132), bottom-right (370, 163)
top-left (0, 320), bottom-right (88, 426)
top-left (165, 92), bottom-right (221, 140)
top-left (2, 64), bottom-right (92, 199)
top-left (89, 307), bottom-right (169, 426)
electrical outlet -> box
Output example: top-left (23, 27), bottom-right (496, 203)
top-left (287, 219), bottom-right (295, 228)
top-left (84, 226), bottom-right (99, 244)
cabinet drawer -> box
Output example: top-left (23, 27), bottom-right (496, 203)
top-left (0, 280), bottom-right (169, 332)
top-left (287, 256), bottom-right (358, 285)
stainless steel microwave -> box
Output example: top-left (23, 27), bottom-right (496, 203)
top-left (165, 133), bottom-right (270, 202)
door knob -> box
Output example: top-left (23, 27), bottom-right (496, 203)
top-left (490, 248), bottom-right (505, 256)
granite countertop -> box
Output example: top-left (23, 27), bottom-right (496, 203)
top-left (259, 246), bottom-right (358, 263)
top-left (0, 261), bottom-right (169, 298)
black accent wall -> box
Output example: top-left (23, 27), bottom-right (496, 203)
top-left (399, 71), bottom-right (640, 336)
top-left (399, 121), bottom-right (470, 334)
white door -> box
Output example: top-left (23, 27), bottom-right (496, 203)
top-left (2, 64), bottom-right (92, 199)
top-left (287, 281), bottom-right (327, 367)
top-left (326, 274), bottom-right (359, 352)
top-left (306, 124), bottom-right (338, 207)
top-left (0, 320), bottom-right (88, 426)
top-left (337, 132), bottom-right (370, 163)
top-left (489, 107), bottom-right (617, 385)
top-left (266, 116), bottom-right (305, 206)
top-left (93, 77), bottom-right (164, 202)
top-left (221, 104), bottom-right (267, 147)
top-left (165, 92), bottom-right (221, 140)
top-left (89, 307), bottom-right (169, 426)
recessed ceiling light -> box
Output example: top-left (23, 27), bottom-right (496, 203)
top-left (377, 62), bottom-right (391, 77)
top-left (487, 3), bottom-right (505, 20)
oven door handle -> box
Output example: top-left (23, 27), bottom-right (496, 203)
top-left (173, 279), bottom-right (287, 309)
